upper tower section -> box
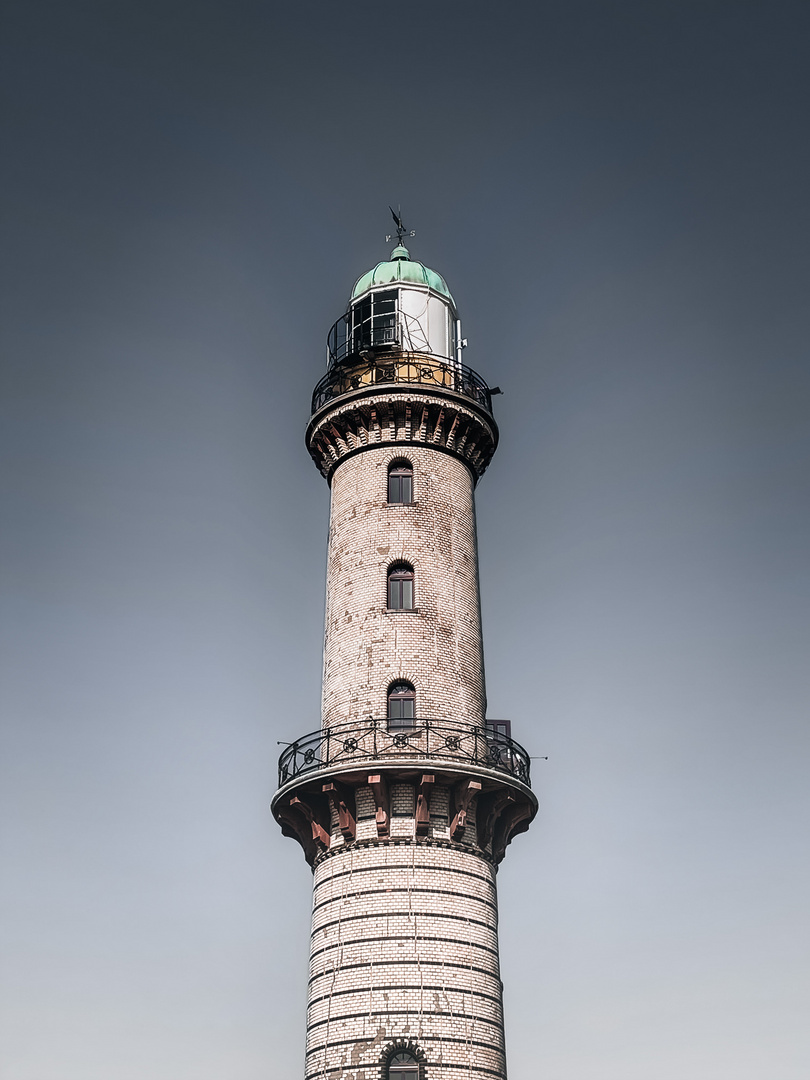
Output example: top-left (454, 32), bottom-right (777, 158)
top-left (306, 241), bottom-right (498, 483)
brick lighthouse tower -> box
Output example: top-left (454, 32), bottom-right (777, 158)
top-left (272, 222), bottom-right (537, 1080)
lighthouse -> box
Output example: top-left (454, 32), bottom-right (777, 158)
top-left (272, 224), bottom-right (537, 1080)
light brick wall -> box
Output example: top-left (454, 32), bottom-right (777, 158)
top-left (306, 834), bottom-right (505, 1080)
top-left (322, 447), bottom-right (486, 731)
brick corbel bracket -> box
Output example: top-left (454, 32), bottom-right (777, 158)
top-left (306, 392), bottom-right (498, 485)
top-left (367, 774), bottom-right (390, 838)
top-left (450, 777), bottom-right (482, 841)
top-left (322, 781), bottom-right (357, 841)
top-left (277, 793), bottom-right (331, 866)
top-left (275, 804), bottom-right (318, 866)
top-left (477, 788), bottom-right (534, 864)
top-left (416, 774), bottom-right (435, 836)
top-left (476, 789), bottom-right (513, 852)
top-left (492, 801), bottom-right (533, 864)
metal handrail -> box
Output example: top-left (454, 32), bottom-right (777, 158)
top-left (311, 355), bottom-right (493, 415)
top-left (277, 718), bottom-right (531, 788)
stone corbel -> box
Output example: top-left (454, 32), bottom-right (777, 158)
top-left (289, 794), bottom-right (331, 852)
top-left (322, 781), bottom-right (356, 841)
top-left (492, 801), bottom-right (534, 865)
top-left (446, 413), bottom-right (461, 449)
top-left (416, 774), bottom-right (435, 836)
top-left (476, 789), bottom-right (515, 852)
top-left (450, 777), bottom-right (482, 840)
top-left (276, 804), bottom-right (319, 866)
top-left (431, 408), bottom-right (446, 444)
top-left (367, 774), bottom-right (390, 838)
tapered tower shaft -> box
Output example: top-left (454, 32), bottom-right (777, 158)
top-left (273, 241), bottom-right (536, 1080)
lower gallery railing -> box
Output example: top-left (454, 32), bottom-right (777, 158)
top-left (277, 718), bottom-right (531, 788)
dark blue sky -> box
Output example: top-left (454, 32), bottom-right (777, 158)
top-left (2, 3), bottom-right (809, 1078)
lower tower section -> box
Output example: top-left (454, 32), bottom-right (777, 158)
top-left (308, 836), bottom-right (503, 1080)
top-left (273, 753), bottom-right (535, 1080)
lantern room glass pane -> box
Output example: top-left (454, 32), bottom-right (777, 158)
top-left (350, 290), bottom-right (399, 352)
top-left (371, 290), bottom-right (397, 345)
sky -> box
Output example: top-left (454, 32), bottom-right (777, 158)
top-left (1, 2), bottom-right (809, 1078)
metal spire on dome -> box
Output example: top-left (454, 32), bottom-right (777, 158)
top-left (386, 205), bottom-right (415, 251)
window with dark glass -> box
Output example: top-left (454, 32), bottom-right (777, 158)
top-left (486, 719), bottom-right (513, 768)
top-left (388, 1052), bottom-right (419, 1079)
top-left (387, 564), bottom-right (414, 610)
top-left (388, 682), bottom-right (415, 729)
top-left (388, 461), bottom-right (413, 504)
top-left (351, 289), bottom-right (398, 353)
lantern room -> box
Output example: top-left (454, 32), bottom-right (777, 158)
top-left (326, 244), bottom-right (463, 369)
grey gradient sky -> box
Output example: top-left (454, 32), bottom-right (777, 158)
top-left (2, 2), bottom-right (809, 1078)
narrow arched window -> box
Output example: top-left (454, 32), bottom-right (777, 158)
top-left (388, 1052), bottom-right (419, 1079)
top-left (388, 460), bottom-right (413, 504)
top-left (387, 564), bottom-right (414, 609)
top-left (388, 682), bottom-right (415, 730)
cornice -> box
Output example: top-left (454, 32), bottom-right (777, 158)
top-left (305, 386), bottom-right (499, 483)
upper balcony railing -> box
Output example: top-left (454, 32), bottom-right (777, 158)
top-left (311, 355), bottom-right (493, 415)
top-left (277, 717), bottom-right (531, 789)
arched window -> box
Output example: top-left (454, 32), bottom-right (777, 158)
top-left (388, 1051), bottom-right (419, 1079)
top-left (388, 682), bottom-right (415, 730)
top-left (387, 564), bottom-right (414, 610)
top-left (388, 460), bottom-right (413, 504)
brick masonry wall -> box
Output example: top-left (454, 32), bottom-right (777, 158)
top-left (322, 447), bottom-right (486, 730)
top-left (306, 830), bottom-right (505, 1080)
top-left (295, 422), bottom-right (518, 1079)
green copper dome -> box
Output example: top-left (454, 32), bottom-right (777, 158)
top-left (351, 245), bottom-right (455, 305)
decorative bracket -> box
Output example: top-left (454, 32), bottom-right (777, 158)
top-left (289, 794), bottom-right (331, 851)
top-left (276, 804), bottom-right (319, 866)
top-left (416, 774), bottom-right (434, 836)
top-left (450, 777), bottom-right (482, 840)
top-left (322, 781), bottom-right (357, 841)
top-left (492, 801), bottom-right (534, 864)
top-left (476, 789), bottom-right (515, 852)
top-left (367, 774), bottom-right (390, 838)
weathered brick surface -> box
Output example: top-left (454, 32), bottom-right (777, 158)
top-left (322, 447), bottom-right (486, 731)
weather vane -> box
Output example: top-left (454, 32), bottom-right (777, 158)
top-left (386, 205), bottom-right (416, 246)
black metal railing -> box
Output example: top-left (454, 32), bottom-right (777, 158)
top-left (311, 356), bottom-right (493, 415)
top-left (328, 315), bottom-right (401, 363)
top-left (277, 718), bottom-right (531, 788)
